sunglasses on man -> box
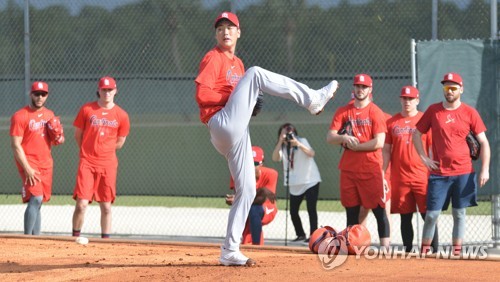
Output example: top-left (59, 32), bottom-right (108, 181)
top-left (443, 85), bottom-right (460, 92)
top-left (32, 92), bottom-right (48, 97)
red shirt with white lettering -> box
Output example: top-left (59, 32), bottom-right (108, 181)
top-left (10, 106), bottom-right (54, 170)
top-left (386, 112), bottom-right (431, 182)
top-left (73, 101), bottom-right (130, 168)
top-left (195, 46), bottom-right (245, 124)
top-left (416, 102), bottom-right (486, 176)
top-left (330, 102), bottom-right (387, 172)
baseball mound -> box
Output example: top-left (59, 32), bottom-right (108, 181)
top-left (0, 235), bottom-right (498, 281)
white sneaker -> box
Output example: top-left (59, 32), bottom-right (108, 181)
top-left (308, 80), bottom-right (339, 115)
top-left (219, 246), bottom-right (256, 266)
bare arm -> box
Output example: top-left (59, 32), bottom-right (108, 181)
top-left (346, 132), bottom-right (385, 152)
top-left (476, 132), bottom-right (490, 187)
top-left (326, 129), bottom-right (359, 147)
top-left (412, 130), bottom-right (438, 171)
top-left (382, 143), bottom-right (392, 173)
top-left (272, 135), bottom-right (285, 162)
top-left (289, 137), bottom-right (315, 158)
top-left (11, 136), bottom-right (40, 185)
top-left (74, 127), bottom-right (83, 148)
top-left (116, 136), bottom-right (127, 150)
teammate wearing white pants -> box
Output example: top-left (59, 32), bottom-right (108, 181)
top-left (195, 12), bottom-right (338, 266)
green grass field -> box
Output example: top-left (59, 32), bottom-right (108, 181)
top-left (0, 194), bottom-right (491, 215)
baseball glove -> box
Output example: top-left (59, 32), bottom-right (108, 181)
top-left (466, 131), bottom-right (480, 161)
top-left (252, 92), bottom-right (264, 116)
top-left (338, 120), bottom-right (353, 150)
top-left (338, 120), bottom-right (353, 136)
top-left (46, 116), bottom-right (65, 145)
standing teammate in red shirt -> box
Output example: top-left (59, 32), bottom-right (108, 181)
top-left (10, 81), bottom-right (64, 235)
top-left (71, 76), bottom-right (130, 239)
top-left (195, 12), bottom-right (338, 266)
top-left (385, 86), bottom-right (438, 252)
top-left (327, 74), bottom-right (390, 249)
top-left (226, 146), bottom-right (278, 245)
top-left (413, 73), bottom-right (490, 255)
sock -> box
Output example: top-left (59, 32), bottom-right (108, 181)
top-left (101, 233), bottom-right (110, 239)
top-left (72, 230), bottom-right (81, 237)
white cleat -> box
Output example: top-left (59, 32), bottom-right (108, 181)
top-left (219, 246), bottom-right (256, 266)
top-left (309, 80), bottom-right (339, 115)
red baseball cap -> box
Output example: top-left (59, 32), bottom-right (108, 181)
top-left (214, 11), bottom-right (239, 28)
top-left (252, 146), bottom-right (264, 164)
top-left (353, 74), bottom-right (373, 87)
top-left (31, 81), bottom-right (48, 93)
top-left (98, 76), bottom-right (117, 90)
top-left (441, 72), bottom-right (463, 86)
top-left (400, 85), bottom-right (419, 98)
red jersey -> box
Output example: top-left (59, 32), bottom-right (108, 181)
top-left (416, 102), bottom-right (486, 176)
top-left (195, 46), bottom-right (245, 124)
top-left (73, 101), bottom-right (130, 168)
top-left (386, 112), bottom-right (431, 182)
top-left (330, 102), bottom-right (387, 172)
top-left (230, 166), bottom-right (278, 210)
top-left (10, 106), bottom-right (55, 170)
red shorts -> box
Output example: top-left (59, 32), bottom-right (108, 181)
top-left (261, 200), bottom-right (277, 225)
top-left (73, 162), bottom-right (117, 203)
top-left (19, 167), bottom-right (53, 203)
top-left (390, 179), bottom-right (428, 214)
top-left (340, 170), bottom-right (386, 209)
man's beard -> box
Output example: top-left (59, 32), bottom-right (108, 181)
top-left (445, 95), bottom-right (459, 103)
top-left (31, 99), bottom-right (44, 109)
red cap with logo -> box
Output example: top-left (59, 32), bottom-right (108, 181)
top-left (214, 11), bottom-right (239, 28)
top-left (400, 85), bottom-right (419, 98)
top-left (98, 76), bottom-right (117, 90)
top-left (353, 74), bottom-right (373, 87)
top-left (441, 72), bottom-right (463, 86)
top-left (252, 146), bottom-right (264, 164)
top-left (31, 81), bottom-right (49, 93)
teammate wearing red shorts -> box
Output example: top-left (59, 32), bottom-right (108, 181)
top-left (226, 146), bottom-right (278, 245)
top-left (327, 74), bottom-right (390, 249)
top-left (71, 76), bottom-right (130, 239)
top-left (385, 86), bottom-right (438, 252)
top-left (10, 81), bottom-right (64, 235)
top-left (413, 73), bottom-right (490, 255)
top-left (196, 12), bottom-right (337, 266)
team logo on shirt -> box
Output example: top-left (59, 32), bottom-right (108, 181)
top-left (445, 114), bottom-right (455, 124)
top-left (226, 68), bottom-right (242, 86)
top-left (29, 119), bottom-right (47, 131)
top-left (89, 115), bottom-right (119, 128)
top-left (392, 125), bottom-right (415, 136)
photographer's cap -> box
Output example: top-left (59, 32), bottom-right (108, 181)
top-left (252, 146), bottom-right (264, 164)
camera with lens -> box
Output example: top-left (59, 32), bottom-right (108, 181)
top-left (286, 131), bottom-right (295, 142)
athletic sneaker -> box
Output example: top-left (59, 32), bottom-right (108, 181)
top-left (309, 80), bottom-right (339, 115)
top-left (219, 246), bottom-right (256, 266)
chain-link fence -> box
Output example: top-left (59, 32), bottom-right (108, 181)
top-left (0, 0), bottom-right (498, 247)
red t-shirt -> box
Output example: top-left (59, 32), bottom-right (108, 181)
top-left (416, 102), bottom-right (486, 176)
top-left (195, 46), bottom-right (245, 124)
top-left (230, 166), bottom-right (278, 210)
top-left (73, 101), bottom-right (130, 168)
top-left (330, 102), bottom-right (387, 172)
top-left (386, 112), bottom-right (431, 182)
top-left (10, 106), bottom-right (55, 170)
